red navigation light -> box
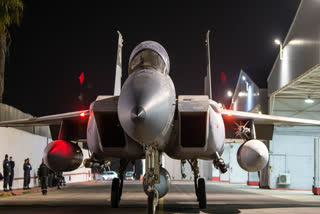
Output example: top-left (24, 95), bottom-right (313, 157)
top-left (221, 72), bottom-right (227, 84)
top-left (227, 112), bottom-right (232, 117)
top-left (79, 72), bottom-right (85, 85)
top-left (80, 112), bottom-right (85, 117)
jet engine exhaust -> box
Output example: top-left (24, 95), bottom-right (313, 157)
top-left (43, 140), bottom-right (83, 172)
top-left (237, 139), bottom-right (269, 172)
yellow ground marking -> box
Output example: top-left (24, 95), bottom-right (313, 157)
top-left (158, 197), bottom-right (164, 214)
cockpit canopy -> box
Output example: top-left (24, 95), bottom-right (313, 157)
top-left (128, 41), bottom-right (170, 75)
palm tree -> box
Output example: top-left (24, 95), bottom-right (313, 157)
top-left (0, 0), bottom-right (23, 103)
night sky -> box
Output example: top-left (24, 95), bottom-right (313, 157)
top-left (3, 0), bottom-right (300, 116)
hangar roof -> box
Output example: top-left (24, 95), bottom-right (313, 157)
top-left (270, 64), bottom-right (320, 120)
top-left (270, 64), bottom-right (320, 99)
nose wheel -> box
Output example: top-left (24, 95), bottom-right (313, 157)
top-left (147, 188), bottom-right (159, 214)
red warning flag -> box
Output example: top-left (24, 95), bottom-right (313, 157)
top-left (79, 72), bottom-right (84, 85)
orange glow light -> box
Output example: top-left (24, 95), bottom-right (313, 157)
top-left (227, 112), bottom-right (232, 117)
top-left (80, 112), bottom-right (85, 117)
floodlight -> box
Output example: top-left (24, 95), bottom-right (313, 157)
top-left (305, 96), bottom-right (314, 104)
top-left (274, 39), bottom-right (281, 45)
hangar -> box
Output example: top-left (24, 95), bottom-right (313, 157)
top-left (209, 0), bottom-right (320, 193)
top-left (163, 1), bottom-right (320, 194)
top-left (267, 0), bottom-right (320, 192)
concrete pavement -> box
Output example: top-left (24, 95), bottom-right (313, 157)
top-left (0, 180), bottom-right (319, 213)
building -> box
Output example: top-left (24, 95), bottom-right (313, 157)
top-left (229, 0), bottom-right (320, 191)
top-left (0, 104), bottom-right (90, 190)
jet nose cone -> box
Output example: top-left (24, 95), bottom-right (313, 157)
top-left (118, 69), bottom-right (176, 145)
top-left (131, 106), bottom-right (146, 122)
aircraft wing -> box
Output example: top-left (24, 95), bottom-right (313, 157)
top-left (221, 109), bottom-right (320, 140)
top-left (0, 110), bottom-right (89, 127)
top-left (221, 109), bottom-right (320, 126)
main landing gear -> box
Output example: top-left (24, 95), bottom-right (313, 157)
top-left (188, 159), bottom-right (207, 209)
top-left (111, 159), bottom-right (130, 208)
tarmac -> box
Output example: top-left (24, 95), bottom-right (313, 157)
top-left (0, 180), bottom-right (320, 213)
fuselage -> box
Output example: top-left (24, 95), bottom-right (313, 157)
top-left (118, 41), bottom-right (176, 149)
top-left (87, 41), bottom-right (225, 161)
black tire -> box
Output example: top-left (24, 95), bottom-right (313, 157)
top-left (198, 178), bottom-right (207, 209)
top-left (111, 178), bottom-right (120, 208)
top-left (147, 190), bottom-right (156, 214)
top-left (194, 178), bottom-right (199, 201)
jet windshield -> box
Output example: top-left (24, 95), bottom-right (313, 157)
top-left (128, 49), bottom-right (167, 74)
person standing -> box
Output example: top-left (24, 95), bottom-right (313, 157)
top-left (38, 159), bottom-right (49, 195)
top-left (9, 156), bottom-right (15, 191)
top-left (23, 158), bottom-right (32, 190)
top-left (56, 171), bottom-right (63, 189)
top-left (48, 168), bottom-right (54, 187)
top-left (3, 154), bottom-right (11, 192)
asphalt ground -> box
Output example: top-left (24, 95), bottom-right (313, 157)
top-left (0, 180), bottom-right (320, 213)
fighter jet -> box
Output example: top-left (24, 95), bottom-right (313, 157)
top-left (1, 31), bottom-right (320, 214)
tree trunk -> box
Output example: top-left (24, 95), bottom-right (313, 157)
top-left (0, 31), bottom-right (6, 103)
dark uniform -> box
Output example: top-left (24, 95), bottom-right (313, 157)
top-left (23, 161), bottom-right (32, 189)
top-left (56, 171), bottom-right (64, 189)
top-left (3, 158), bottom-right (11, 191)
top-left (38, 163), bottom-right (49, 195)
top-left (48, 168), bottom-right (54, 187)
top-left (9, 160), bottom-right (15, 191)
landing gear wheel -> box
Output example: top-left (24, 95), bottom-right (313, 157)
top-left (111, 178), bottom-right (120, 208)
top-left (197, 178), bottom-right (207, 209)
top-left (194, 178), bottom-right (199, 201)
top-left (147, 189), bottom-right (158, 214)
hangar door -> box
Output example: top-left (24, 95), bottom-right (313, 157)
top-left (220, 142), bottom-right (248, 183)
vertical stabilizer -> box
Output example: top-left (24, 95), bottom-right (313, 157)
top-left (114, 31), bottom-right (123, 96)
top-left (204, 30), bottom-right (212, 99)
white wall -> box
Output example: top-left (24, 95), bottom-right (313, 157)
top-left (220, 142), bottom-right (248, 183)
top-left (0, 127), bottom-right (48, 189)
top-left (163, 154), bottom-right (212, 181)
top-left (269, 126), bottom-right (320, 189)
top-left (0, 128), bottom-right (90, 190)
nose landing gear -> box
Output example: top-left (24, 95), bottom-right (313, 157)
top-left (147, 187), bottom-right (159, 214)
top-left (145, 146), bottom-right (161, 214)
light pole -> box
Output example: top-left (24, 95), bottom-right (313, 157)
top-left (274, 39), bottom-right (283, 60)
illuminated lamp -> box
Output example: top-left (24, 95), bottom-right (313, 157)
top-left (305, 96), bottom-right (314, 104)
